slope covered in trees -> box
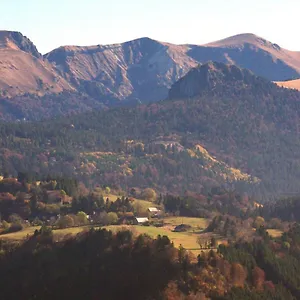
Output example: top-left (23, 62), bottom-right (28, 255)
top-left (0, 224), bottom-right (299, 299)
top-left (1, 62), bottom-right (300, 197)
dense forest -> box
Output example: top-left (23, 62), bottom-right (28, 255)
top-left (1, 63), bottom-right (300, 198)
top-left (0, 91), bottom-right (107, 121)
top-left (1, 223), bottom-right (300, 299)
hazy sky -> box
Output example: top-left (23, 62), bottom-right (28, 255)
top-left (1, 0), bottom-right (298, 54)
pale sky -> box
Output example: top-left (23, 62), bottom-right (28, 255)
top-left (1, 0), bottom-right (298, 54)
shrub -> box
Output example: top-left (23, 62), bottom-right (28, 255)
top-left (57, 215), bottom-right (75, 229)
top-left (107, 212), bottom-right (118, 225)
top-left (7, 223), bottom-right (23, 233)
top-left (142, 188), bottom-right (157, 202)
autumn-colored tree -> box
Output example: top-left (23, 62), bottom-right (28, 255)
top-left (76, 211), bottom-right (89, 225)
top-left (142, 188), bottom-right (157, 202)
top-left (1, 220), bottom-right (10, 231)
top-left (186, 292), bottom-right (208, 300)
top-left (264, 281), bottom-right (275, 292)
top-left (8, 213), bottom-right (23, 224)
top-left (231, 263), bottom-right (247, 287)
top-left (252, 266), bottom-right (265, 291)
top-left (57, 215), bottom-right (74, 229)
top-left (162, 281), bottom-right (183, 300)
top-left (216, 259), bottom-right (231, 280)
top-left (107, 212), bottom-right (118, 225)
top-left (253, 216), bottom-right (265, 229)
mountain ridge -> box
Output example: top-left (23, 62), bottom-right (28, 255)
top-left (1, 31), bottom-right (300, 117)
top-left (0, 31), bottom-right (42, 58)
top-left (168, 61), bottom-right (269, 99)
top-left (45, 32), bottom-right (300, 103)
top-left (0, 31), bottom-right (74, 97)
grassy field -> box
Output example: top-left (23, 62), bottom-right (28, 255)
top-left (267, 229), bottom-right (283, 238)
top-left (0, 224), bottom-right (203, 252)
top-left (105, 224), bottom-right (221, 256)
top-left (164, 217), bottom-right (209, 230)
top-left (105, 216), bottom-right (213, 255)
top-left (106, 225), bottom-right (200, 249)
top-left (0, 216), bottom-right (215, 255)
top-left (0, 226), bottom-right (40, 240)
top-left (0, 226), bottom-right (91, 241)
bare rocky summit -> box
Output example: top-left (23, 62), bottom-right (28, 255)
top-left (1, 31), bottom-right (300, 107)
top-left (46, 33), bottom-right (300, 103)
top-left (0, 31), bottom-right (73, 97)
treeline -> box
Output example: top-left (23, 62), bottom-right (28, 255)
top-left (217, 224), bottom-right (300, 299)
top-left (0, 91), bottom-right (106, 121)
top-left (259, 196), bottom-right (300, 222)
top-left (0, 173), bottom-right (257, 227)
top-left (0, 174), bottom-right (137, 234)
top-left (0, 225), bottom-right (297, 300)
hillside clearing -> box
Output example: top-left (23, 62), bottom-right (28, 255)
top-left (164, 217), bottom-right (209, 229)
top-left (0, 217), bottom-right (217, 255)
top-left (0, 226), bottom-right (91, 241)
top-left (267, 229), bottom-right (283, 238)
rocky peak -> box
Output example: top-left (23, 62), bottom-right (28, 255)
top-left (168, 61), bottom-right (266, 99)
top-left (0, 31), bottom-right (42, 58)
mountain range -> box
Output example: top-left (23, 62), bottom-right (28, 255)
top-left (2, 30), bottom-right (300, 198)
top-left (2, 60), bottom-right (300, 199)
top-left (1, 31), bottom-right (300, 120)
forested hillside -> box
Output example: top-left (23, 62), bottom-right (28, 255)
top-left (1, 224), bottom-right (300, 299)
top-left (1, 62), bottom-right (300, 198)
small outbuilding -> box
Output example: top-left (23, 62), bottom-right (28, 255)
top-left (148, 207), bottom-right (159, 213)
top-left (148, 207), bottom-right (162, 217)
top-left (134, 217), bottom-right (149, 225)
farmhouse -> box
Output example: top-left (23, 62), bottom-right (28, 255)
top-left (148, 207), bottom-right (161, 217)
top-left (148, 207), bottom-right (159, 213)
top-left (134, 217), bottom-right (149, 225)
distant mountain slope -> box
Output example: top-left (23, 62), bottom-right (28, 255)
top-left (0, 31), bottom-right (73, 97)
top-left (45, 33), bottom-right (300, 104)
top-left (189, 33), bottom-right (300, 81)
top-left (1, 31), bottom-right (300, 118)
top-left (45, 38), bottom-right (197, 103)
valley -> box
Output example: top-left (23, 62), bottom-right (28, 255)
top-left (1, 17), bottom-right (300, 299)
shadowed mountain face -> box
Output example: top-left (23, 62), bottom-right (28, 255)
top-left (45, 38), bottom-right (197, 104)
top-left (168, 61), bottom-right (268, 99)
top-left (44, 33), bottom-right (300, 104)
